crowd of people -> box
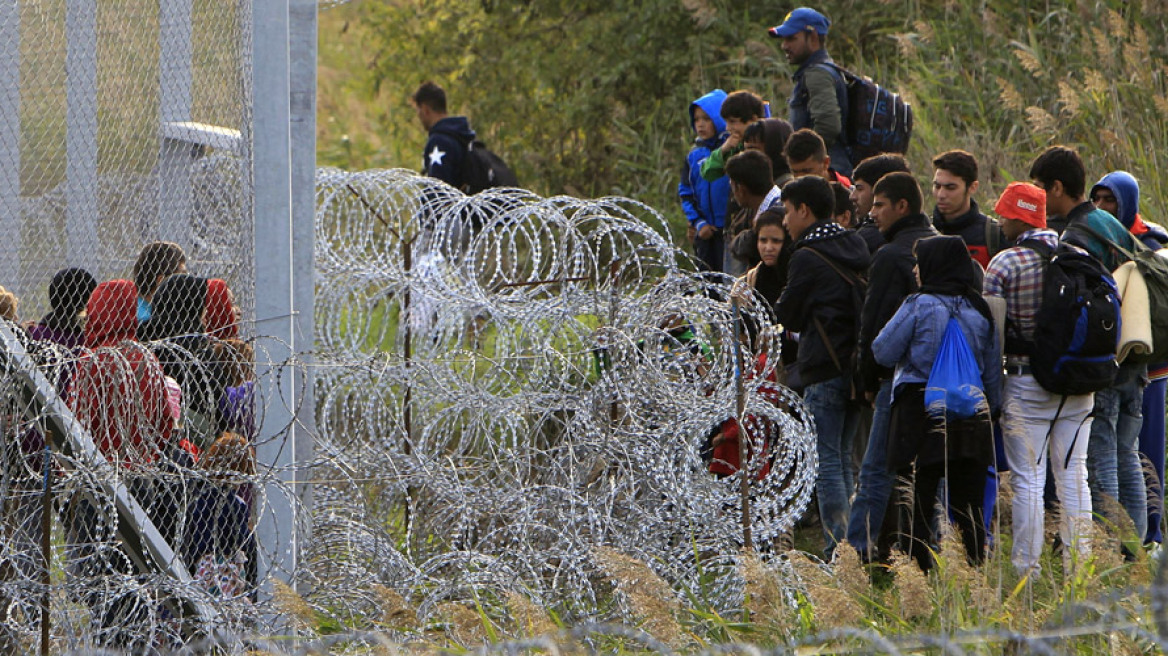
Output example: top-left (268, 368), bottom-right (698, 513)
top-left (0, 241), bottom-right (258, 648)
top-left (677, 7), bottom-right (1168, 576)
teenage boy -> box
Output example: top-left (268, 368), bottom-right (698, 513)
top-left (1029, 146), bottom-right (1138, 267)
top-left (1029, 148), bottom-right (1143, 554)
top-left (847, 171), bottom-right (936, 561)
top-left (1084, 171), bottom-right (1161, 549)
top-left (700, 90), bottom-right (766, 182)
top-left (849, 154), bottom-right (911, 254)
top-left (412, 81), bottom-right (477, 189)
top-left (776, 175), bottom-right (870, 557)
top-left (784, 128), bottom-right (851, 187)
top-left (931, 150), bottom-right (1004, 269)
top-left (724, 151), bottom-right (784, 274)
top-left (680, 89), bottom-right (731, 272)
top-left (769, 7), bottom-right (852, 177)
top-left (985, 182), bottom-right (1092, 576)
top-left (1091, 172), bottom-right (1168, 546)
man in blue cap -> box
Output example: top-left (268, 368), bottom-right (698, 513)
top-left (769, 7), bottom-right (852, 177)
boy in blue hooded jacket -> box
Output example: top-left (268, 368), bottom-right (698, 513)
top-left (679, 90), bottom-right (731, 272)
top-left (1090, 170), bottom-right (1168, 549)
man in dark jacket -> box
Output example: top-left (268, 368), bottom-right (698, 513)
top-left (850, 154), bottom-right (911, 255)
top-left (930, 150), bottom-right (1004, 269)
top-left (847, 171), bottom-right (936, 561)
top-left (412, 81), bottom-right (476, 189)
top-left (769, 7), bottom-right (852, 178)
top-left (776, 175), bottom-right (870, 558)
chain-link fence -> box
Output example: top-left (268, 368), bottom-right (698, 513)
top-left (0, 1), bottom-right (264, 652)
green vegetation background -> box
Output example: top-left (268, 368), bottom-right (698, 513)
top-left (318, 0), bottom-right (1168, 245)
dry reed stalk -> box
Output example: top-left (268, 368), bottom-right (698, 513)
top-left (1024, 107), bottom-right (1058, 136)
top-left (739, 550), bottom-right (790, 631)
top-left (436, 602), bottom-right (486, 646)
top-left (832, 541), bottom-right (869, 599)
top-left (1013, 48), bottom-right (1044, 79)
top-left (372, 584), bottom-right (418, 629)
top-left (505, 590), bottom-right (559, 638)
top-left (789, 551), bottom-right (863, 629)
top-left (995, 76), bottom-right (1025, 112)
top-left (890, 551), bottom-right (931, 620)
top-left (592, 546), bottom-right (687, 649)
top-left (272, 579), bottom-right (317, 631)
top-left (1057, 80), bottom-right (1081, 118)
top-left (912, 20), bottom-right (934, 44)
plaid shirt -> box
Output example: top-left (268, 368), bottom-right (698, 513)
top-left (983, 229), bottom-right (1059, 361)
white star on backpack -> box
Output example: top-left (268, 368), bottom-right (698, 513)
top-left (428, 147), bottom-right (446, 168)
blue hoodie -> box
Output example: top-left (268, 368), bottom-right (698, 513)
top-left (1091, 171), bottom-right (1140, 228)
top-left (1091, 170), bottom-right (1168, 250)
top-left (679, 90), bottom-right (731, 232)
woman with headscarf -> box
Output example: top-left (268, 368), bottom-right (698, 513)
top-left (72, 280), bottom-right (173, 466)
top-left (27, 268), bottom-right (97, 348)
top-left (139, 274), bottom-right (226, 450)
top-left (204, 279), bottom-right (240, 340)
top-left (871, 235), bottom-right (1002, 572)
top-left (68, 279), bottom-right (181, 646)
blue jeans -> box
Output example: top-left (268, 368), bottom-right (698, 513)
top-left (1140, 376), bottom-right (1167, 544)
top-left (1087, 362), bottom-right (1147, 542)
top-left (846, 379), bottom-right (893, 560)
top-left (804, 374), bottom-right (860, 557)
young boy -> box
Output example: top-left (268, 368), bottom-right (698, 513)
top-left (775, 175), bottom-right (870, 557)
top-left (700, 90), bottom-right (767, 182)
top-left (680, 89), bottom-right (731, 272)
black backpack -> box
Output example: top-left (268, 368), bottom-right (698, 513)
top-left (818, 63), bottom-right (913, 162)
top-left (1066, 222), bottom-right (1168, 363)
top-left (460, 139), bottom-right (518, 194)
top-left (1018, 239), bottom-right (1120, 395)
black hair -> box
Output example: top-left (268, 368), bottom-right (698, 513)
top-left (743, 118), bottom-right (794, 180)
top-left (411, 81), bottom-right (447, 113)
top-left (781, 175), bottom-right (834, 221)
top-left (783, 128), bottom-right (826, 164)
top-left (725, 150), bottom-right (774, 196)
top-left (932, 149), bottom-right (979, 187)
top-left (1028, 145), bottom-right (1086, 199)
top-left (754, 210), bottom-right (785, 233)
top-left (830, 181), bottom-right (854, 218)
top-left (873, 171), bottom-right (923, 216)
top-left (852, 153), bottom-right (910, 186)
top-left (720, 90), bottom-right (765, 122)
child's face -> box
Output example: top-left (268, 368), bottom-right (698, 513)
top-left (724, 116), bottom-right (752, 138)
top-left (693, 107), bottom-right (716, 140)
top-left (744, 136), bottom-right (766, 153)
top-left (757, 224), bottom-right (785, 267)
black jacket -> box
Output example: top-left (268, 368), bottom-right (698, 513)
top-left (853, 215), bottom-right (884, 254)
top-left (422, 116), bottom-right (476, 188)
top-left (776, 220), bottom-right (871, 386)
top-left (858, 212), bottom-right (937, 393)
top-left (931, 200), bottom-right (1003, 269)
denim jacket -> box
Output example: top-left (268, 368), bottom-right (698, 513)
top-left (871, 293), bottom-right (1002, 413)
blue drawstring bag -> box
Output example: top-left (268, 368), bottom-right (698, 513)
top-left (925, 313), bottom-right (986, 420)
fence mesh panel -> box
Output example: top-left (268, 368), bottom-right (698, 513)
top-left (0, 1), bottom-right (259, 651)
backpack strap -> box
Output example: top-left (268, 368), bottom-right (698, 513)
top-left (803, 246), bottom-right (862, 287)
top-left (803, 246), bottom-right (861, 377)
top-left (1016, 238), bottom-right (1053, 260)
top-left (984, 218), bottom-right (1001, 259)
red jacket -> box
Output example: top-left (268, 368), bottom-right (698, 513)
top-left (709, 354), bottom-right (783, 478)
top-left (70, 280), bottom-right (172, 467)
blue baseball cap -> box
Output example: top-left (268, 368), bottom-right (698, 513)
top-left (768, 8), bottom-right (831, 38)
